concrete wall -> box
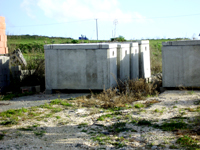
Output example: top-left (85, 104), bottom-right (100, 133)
top-left (117, 43), bottom-right (130, 81)
top-left (162, 40), bottom-right (200, 87)
top-left (138, 40), bottom-right (151, 78)
top-left (130, 42), bottom-right (139, 79)
top-left (45, 44), bottom-right (118, 92)
top-left (0, 56), bottom-right (9, 93)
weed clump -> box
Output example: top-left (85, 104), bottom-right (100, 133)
top-left (160, 122), bottom-right (188, 131)
top-left (176, 135), bottom-right (199, 149)
top-left (85, 78), bottom-right (158, 109)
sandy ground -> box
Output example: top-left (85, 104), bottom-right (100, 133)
top-left (0, 90), bottom-right (200, 150)
top-left (0, 93), bottom-right (89, 112)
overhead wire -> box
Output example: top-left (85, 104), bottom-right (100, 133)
top-left (7, 13), bottom-right (200, 28)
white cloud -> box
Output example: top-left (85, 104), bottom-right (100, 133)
top-left (20, 0), bottom-right (36, 19)
top-left (21, 0), bottom-right (151, 23)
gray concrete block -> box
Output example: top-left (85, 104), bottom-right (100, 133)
top-left (162, 40), bottom-right (200, 87)
top-left (130, 42), bottom-right (139, 79)
top-left (117, 43), bottom-right (130, 81)
top-left (138, 40), bottom-right (151, 79)
top-left (44, 43), bottom-right (118, 91)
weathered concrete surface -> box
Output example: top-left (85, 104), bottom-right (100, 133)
top-left (138, 40), bottom-right (151, 78)
top-left (117, 43), bottom-right (130, 81)
top-left (44, 44), bottom-right (118, 92)
top-left (162, 40), bottom-right (200, 87)
top-left (0, 56), bottom-right (9, 93)
top-left (130, 42), bottom-right (139, 79)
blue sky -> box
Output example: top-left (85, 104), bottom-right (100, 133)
top-left (0, 0), bottom-right (200, 40)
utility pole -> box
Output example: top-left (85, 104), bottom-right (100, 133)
top-left (96, 19), bottom-right (98, 41)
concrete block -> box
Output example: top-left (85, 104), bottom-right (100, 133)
top-left (5, 47), bottom-right (8, 53)
top-left (117, 43), bottom-right (130, 81)
top-left (0, 56), bottom-right (10, 93)
top-left (138, 40), bottom-right (151, 78)
top-left (0, 48), bottom-right (6, 54)
top-left (0, 35), bottom-right (7, 42)
top-left (0, 47), bottom-right (8, 54)
top-left (0, 41), bottom-right (6, 48)
top-left (162, 40), bottom-right (200, 87)
top-left (4, 35), bottom-right (7, 42)
top-left (130, 42), bottom-right (139, 79)
top-left (0, 23), bottom-right (6, 29)
top-left (0, 29), bottom-right (5, 35)
top-left (0, 17), bottom-right (5, 23)
top-left (45, 43), bottom-right (118, 91)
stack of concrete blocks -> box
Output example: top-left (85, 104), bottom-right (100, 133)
top-left (44, 43), bottom-right (118, 93)
top-left (0, 16), bottom-right (9, 93)
top-left (129, 42), bottom-right (139, 80)
top-left (162, 40), bottom-right (200, 87)
top-left (138, 40), bottom-right (151, 79)
top-left (117, 43), bottom-right (130, 82)
top-left (0, 17), bottom-right (8, 54)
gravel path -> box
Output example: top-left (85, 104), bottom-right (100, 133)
top-left (0, 93), bottom-right (89, 112)
top-left (0, 90), bottom-right (200, 150)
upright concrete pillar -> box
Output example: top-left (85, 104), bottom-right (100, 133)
top-left (117, 43), bottom-right (130, 81)
top-left (0, 16), bottom-right (8, 54)
top-left (138, 40), bottom-right (151, 79)
top-left (130, 42), bottom-right (139, 79)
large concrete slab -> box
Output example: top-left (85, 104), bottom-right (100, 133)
top-left (130, 42), bottom-right (139, 79)
top-left (45, 43), bottom-right (118, 93)
top-left (138, 40), bottom-right (151, 78)
top-left (117, 44), bottom-right (130, 82)
top-left (162, 40), bottom-right (200, 87)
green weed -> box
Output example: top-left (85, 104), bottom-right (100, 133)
top-left (50, 99), bottom-right (73, 107)
top-left (160, 121), bottom-right (188, 131)
top-left (55, 116), bottom-right (61, 119)
top-left (176, 135), bottom-right (199, 149)
top-left (187, 91), bottom-right (195, 95)
top-left (134, 103), bottom-right (145, 108)
top-left (78, 123), bottom-right (88, 128)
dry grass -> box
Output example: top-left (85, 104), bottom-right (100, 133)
top-left (75, 79), bottom-right (158, 109)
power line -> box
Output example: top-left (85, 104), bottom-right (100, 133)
top-left (6, 13), bottom-right (200, 28)
top-left (117, 13), bottom-right (200, 20)
top-left (7, 19), bottom-right (95, 27)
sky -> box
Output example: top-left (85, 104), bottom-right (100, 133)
top-left (0, 0), bottom-right (200, 40)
